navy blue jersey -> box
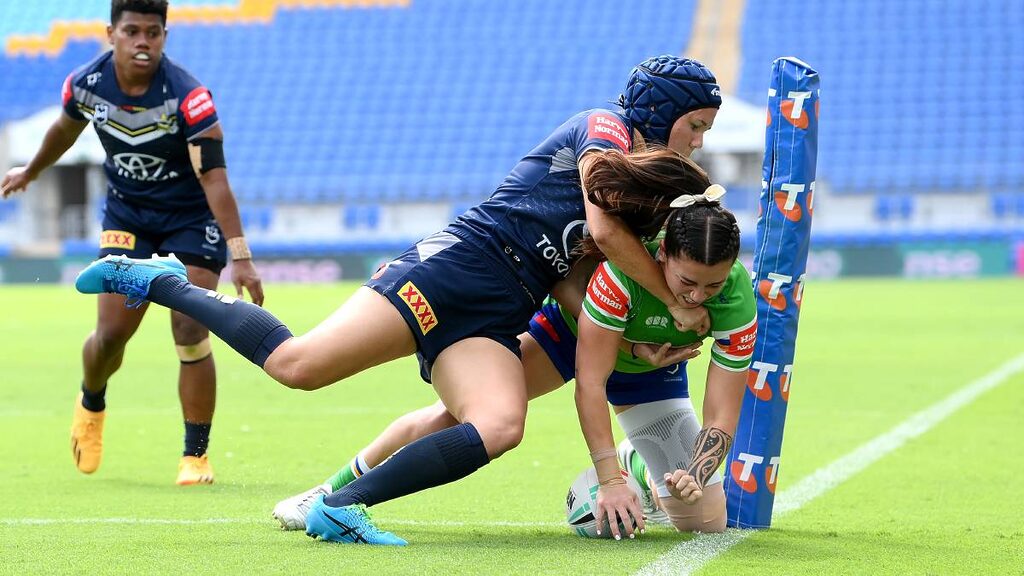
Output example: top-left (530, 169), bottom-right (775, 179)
top-left (446, 109), bottom-right (635, 303)
top-left (62, 52), bottom-right (219, 210)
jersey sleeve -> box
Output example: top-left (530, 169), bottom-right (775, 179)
top-left (581, 261), bottom-right (634, 332)
top-left (707, 264), bottom-right (758, 371)
top-left (61, 73), bottom-right (86, 121)
top-left (571, 110), bottom-right (633, 160)
top-left (177, 74), bottom-right (220, 140)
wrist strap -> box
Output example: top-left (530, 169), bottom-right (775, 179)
top-left (227, 236), bottom-right (252, 261)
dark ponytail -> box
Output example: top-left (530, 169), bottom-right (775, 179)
top-left (578, 147), bottom-right (710, 258)
top-left (663, 202), bottom-right (740, 265)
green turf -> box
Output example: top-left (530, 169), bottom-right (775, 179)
top-left (0, 279), bottom-right (1022, 575)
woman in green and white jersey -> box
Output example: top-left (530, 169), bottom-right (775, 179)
top-left (572, 191), bottom-right (755, 536)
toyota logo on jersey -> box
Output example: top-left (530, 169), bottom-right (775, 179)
top-left (112, 153), bottom-right (178, 182)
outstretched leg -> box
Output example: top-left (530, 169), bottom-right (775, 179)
top-left (262, 287), bottom-right (416, 389)
top-left (76, 255), bottom-right (416, 390)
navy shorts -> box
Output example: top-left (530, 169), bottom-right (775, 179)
top-left (365, 232), bottom-right (536, 383)
top-left (527, 300), bottom-right (689, 406)
top-left (99, 196), bottom-right (227, 274)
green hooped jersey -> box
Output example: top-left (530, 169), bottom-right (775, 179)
top-left (579, 249), bottom-right (757, 374)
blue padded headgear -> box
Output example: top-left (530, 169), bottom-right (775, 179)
top-left (620, 56), bottom-right (722, 145)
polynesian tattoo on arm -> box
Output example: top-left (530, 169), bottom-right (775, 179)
top-left (686, 427), bottom-right (733, 488)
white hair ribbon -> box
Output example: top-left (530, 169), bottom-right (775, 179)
top-left (669, 183), bottom-right (727, 208)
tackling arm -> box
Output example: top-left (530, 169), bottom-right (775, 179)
top-left (578, 153), bottom-right (708, 334)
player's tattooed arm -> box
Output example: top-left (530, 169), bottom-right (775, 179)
top-left (686, 427), bottom-right (732, 488)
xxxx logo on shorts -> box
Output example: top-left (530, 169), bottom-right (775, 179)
top-left (100, 230), bottom-right (136, 250)
top-left (398, 281), bottom-right (438, 335)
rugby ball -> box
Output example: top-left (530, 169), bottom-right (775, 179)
top-left (565, 467), bottom-right (643, 538)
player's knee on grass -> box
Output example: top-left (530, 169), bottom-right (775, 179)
top-left (659, 482), bottom-right (727, 533)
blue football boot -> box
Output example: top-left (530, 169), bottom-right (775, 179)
top-left (75, 254), bottom-right (187, 308)
top-left (305, 495), bottom-right (407, 546)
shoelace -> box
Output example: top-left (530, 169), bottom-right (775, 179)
top-left (120, 283), bottom-right (148, 309)
top-left (298, 490), bottom-right (324, 512)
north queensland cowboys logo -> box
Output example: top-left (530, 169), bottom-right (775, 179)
top-left (157, 113), bottom-right (179, 135)
top-left (204, 224), bottom-right (221, 245)
top-left (93, 103), bottom-right (109, 126)
top-left (112, 153), bottom-right (174, 182)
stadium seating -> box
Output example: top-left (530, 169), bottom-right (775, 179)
top-left (1, 0), bottom-right (696, 205)
top-left (1, 0), bottom-right (1020, 210)
top-left (737, 0), bottom-right (1024, 194)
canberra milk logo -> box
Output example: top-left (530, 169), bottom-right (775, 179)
top-left (644, 315), bottom-right (669, 328)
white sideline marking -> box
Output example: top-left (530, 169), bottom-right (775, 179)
top-left (634, 353), bottom-right (1024, 576)
top-left (0, 517), bottom-right (563, 529)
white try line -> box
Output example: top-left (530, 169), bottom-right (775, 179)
top-left (635, 353), bottom-right (1024, 576)
top-left (0, 517), bottom-right (564, 529)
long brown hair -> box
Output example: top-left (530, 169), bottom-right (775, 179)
top-left (578, 147), bottom-right (711, 258)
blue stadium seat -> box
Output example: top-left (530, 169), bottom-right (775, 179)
top-left (738, 0), bottom-right (1024, 194)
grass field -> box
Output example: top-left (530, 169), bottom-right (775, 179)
top-left (1, 279), bottom-right (1023, 575)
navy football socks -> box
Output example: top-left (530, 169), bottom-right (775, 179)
top-left (324, 422), bottom-right (491, 508)
top-left (147, 275), bottom-right (292, 368)
top-left (80, 383), bottom-right (106, 412)
top-left (183, 421), bottom-right (211, 457)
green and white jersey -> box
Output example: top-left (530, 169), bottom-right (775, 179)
top-left (580, 248), bottom-right (757, 374)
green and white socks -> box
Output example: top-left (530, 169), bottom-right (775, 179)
top-left (326, 453), bottom-right (372, 491)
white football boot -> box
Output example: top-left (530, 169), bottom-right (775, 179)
top-left (272, 483), bottom-right (332, 530)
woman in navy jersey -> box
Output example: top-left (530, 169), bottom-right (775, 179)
top-left (75, 55), bottom-right (723, 545)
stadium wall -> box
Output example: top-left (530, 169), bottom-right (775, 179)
top-left (1, 234), bottom-right (1021, 284)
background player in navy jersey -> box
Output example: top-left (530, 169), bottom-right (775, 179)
top-left (1, 0), bottom-right (263, 485)
top-left (75, 57), bottom-right (720, 544)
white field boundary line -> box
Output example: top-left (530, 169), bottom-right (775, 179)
top-left (634, 353), bottom-right (1024, 576)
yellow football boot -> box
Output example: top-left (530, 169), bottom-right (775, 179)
top-left (177, 454), bottom-right (214, 485)
top-left (70, 393), bottom-right (105, 474)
